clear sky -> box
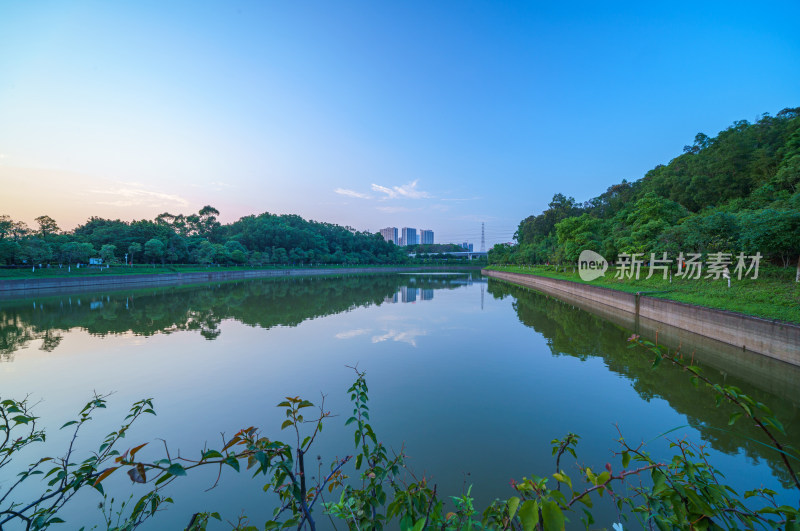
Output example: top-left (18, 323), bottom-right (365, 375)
top-left (1, 1), bottom-right (798, 247)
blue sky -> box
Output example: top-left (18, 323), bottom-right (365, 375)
top-left (1, 1), bottom-right (798, 247)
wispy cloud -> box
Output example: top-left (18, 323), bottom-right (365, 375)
top-left (335, 328), bottom-right (371, 339)
top-left (90, 186), bottom-right (189, 208)
top-left (371, 328), bottom-right (427, 347)
top-left (440, 196), bottom-right (482, 202)
top-left (371, 180), bottom-right (431, 200)
top-left (190, 181), bottom-right (236, 191)
top-left (376, 206), bottom-right (412, 214)
top-left (335, 188), bottom-right (373, 199)
top-left (370, 183), bottom-right (397, 198)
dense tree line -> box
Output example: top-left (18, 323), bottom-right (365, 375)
top-left (490, 107), bottom-right (800, 279)
top-left (0, 208), bottom-right (407, 267)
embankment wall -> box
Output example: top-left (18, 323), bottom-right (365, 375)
top-left (482, 269), bottom-right (800, 367)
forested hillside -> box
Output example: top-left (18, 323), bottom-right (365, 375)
top-left (0, 208), bottom-right (405, 266)
top-left (490, 107), bottom-right (800, 276)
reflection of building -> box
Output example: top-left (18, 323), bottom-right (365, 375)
top-left (400, 286), bottom-right (417, 303)
top-left (420, 229), bottom-right (434, 244)
top-left (401, 227), bottom-right (417, 246)
top-left (421, 289), bottom-right (433, 301)
top-left (384, 292), bottom-right (398, 303)
top-left (380, 227), bottom-right (398, 245)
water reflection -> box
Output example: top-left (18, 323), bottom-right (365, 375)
top-left (1, 272), bottom-right (796, 524)
top-left (487, 278), bottom-right (800, 490)
top-left (0, 273), bottom-right (484, 360)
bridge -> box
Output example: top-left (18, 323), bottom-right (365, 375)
top-left (407, 251), bottom-right (488, 260)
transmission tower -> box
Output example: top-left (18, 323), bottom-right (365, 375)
top-left (480, 222), bottom-right (486, 252)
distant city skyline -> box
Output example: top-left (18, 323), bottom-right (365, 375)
top-left (1, 2), bottom-right (798, 248)
top-left (381, 226), bottom-right (442, 246)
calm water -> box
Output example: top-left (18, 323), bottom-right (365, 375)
top-left (1, 272), bottom-right (798, 529)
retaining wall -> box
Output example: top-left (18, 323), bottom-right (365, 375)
top-left (483, 269), bottom-right (800, 366)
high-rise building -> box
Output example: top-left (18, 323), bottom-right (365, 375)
top-left (401, 227), bottom-right (417, 246)
top-left (401, 286), bottom-right (417, 303)
top-left (461, 242), bottom-right (474, 252)
top-left (420, 229), bottom-right (434, 245)
top-left (380, 227), bottom-right (398, 245)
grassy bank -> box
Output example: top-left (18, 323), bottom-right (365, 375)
top-left (485, 264), bottom-right (800, 324)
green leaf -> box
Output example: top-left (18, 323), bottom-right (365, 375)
top-left (507, 496), bottom-right (520, 519)
top-left (167, 463), bottom-right (187, 476)
top-left (281, 420), bottom-right (293, 430)
top-left (202, 450), bottom-right (223, 460)
top-left (518, 500), bottom-right (539, 531)
top-left (728, 411), bottom-right (742, 425)
top-left (411, 517), bottom-right (426, 531)
top-left (541, 501), bottom-right (564, 531)
top-left (225, 456), bottom-right (240, 472)
top-left (61, 420), bottom-right (79, 429)
top-left (621, 451), bottom-right (631, 469)
top-left (576, 494), bottom-right (592, 508)
top-left (763, 416), bottom-right (786, 435)
top-left (553, 471), bottom-right (572, 490)
top-left (652, 469), bottom-right (667, 495)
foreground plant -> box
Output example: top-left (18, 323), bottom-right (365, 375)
top-left (1, 343), bottom-right (798, 530)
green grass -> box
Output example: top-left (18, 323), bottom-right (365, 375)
top-left (485, 264), bottom-right (800, 324)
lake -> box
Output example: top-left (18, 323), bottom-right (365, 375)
top-left (1, 272), bottom-right (798, 529)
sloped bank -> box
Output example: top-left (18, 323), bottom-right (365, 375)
top-left (0, 266), bottom-right (480, 297)
top-left (483, 269), bottom-right (800, 367)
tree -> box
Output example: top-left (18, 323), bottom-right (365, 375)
top-left (99, 244), bottom-right (117, 264)
top-left (144, 238), bottom-right (165, 265)
top-left (0, 215), bottom-right (13, 240)
top-left (19, 238), bottom-right (53, 264)
top-left (738, 208), bottom-right (800, 276)
top-left (60, 242), bottom-right (93, 265)
top-left (128, 242), bottom-right (142, 264)
top-left (34, 215), bottom-right (60, 238)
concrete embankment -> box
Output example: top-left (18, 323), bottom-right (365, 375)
top-left (483, 269), bottom-right (800, 367)
top-left (0, 266), bottom-right (480, 298)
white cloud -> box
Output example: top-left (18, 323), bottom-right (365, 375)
top-left (335, 188), bottom-right (372, 199)
top-left (335, 328), bottom-right (371, 339)
top-left (371, 180), bottom-right (431, 200)
top-left (371, 328), bottom-right (427, 347)
top-left (90, 186), bottom-right (189, 208)
top-left (370, 183), bottom-right (397, 199)
top-left (393, 180), bottom-right (430, 199)
top-left (375, 206), bottom-right (412, 213)
top-left (440, 196), bottom-right (482, 202)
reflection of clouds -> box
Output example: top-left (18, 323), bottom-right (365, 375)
top-left (371, 328), bottom-right (426, 347)
top-left (335, 328), bottom-right (371, 339)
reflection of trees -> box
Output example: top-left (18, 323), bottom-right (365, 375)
top-left (0, 274), bottom-right (477, 357)
top-left (488, 279), bottom-right (800, 489)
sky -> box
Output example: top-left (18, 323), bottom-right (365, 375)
top-left (1, 1), bottom-right (798, 248)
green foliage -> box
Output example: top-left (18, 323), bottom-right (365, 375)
top-left (495, 108), bottom-right (800, 276)
top-left (0, 206), bottom-right (410, 270)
